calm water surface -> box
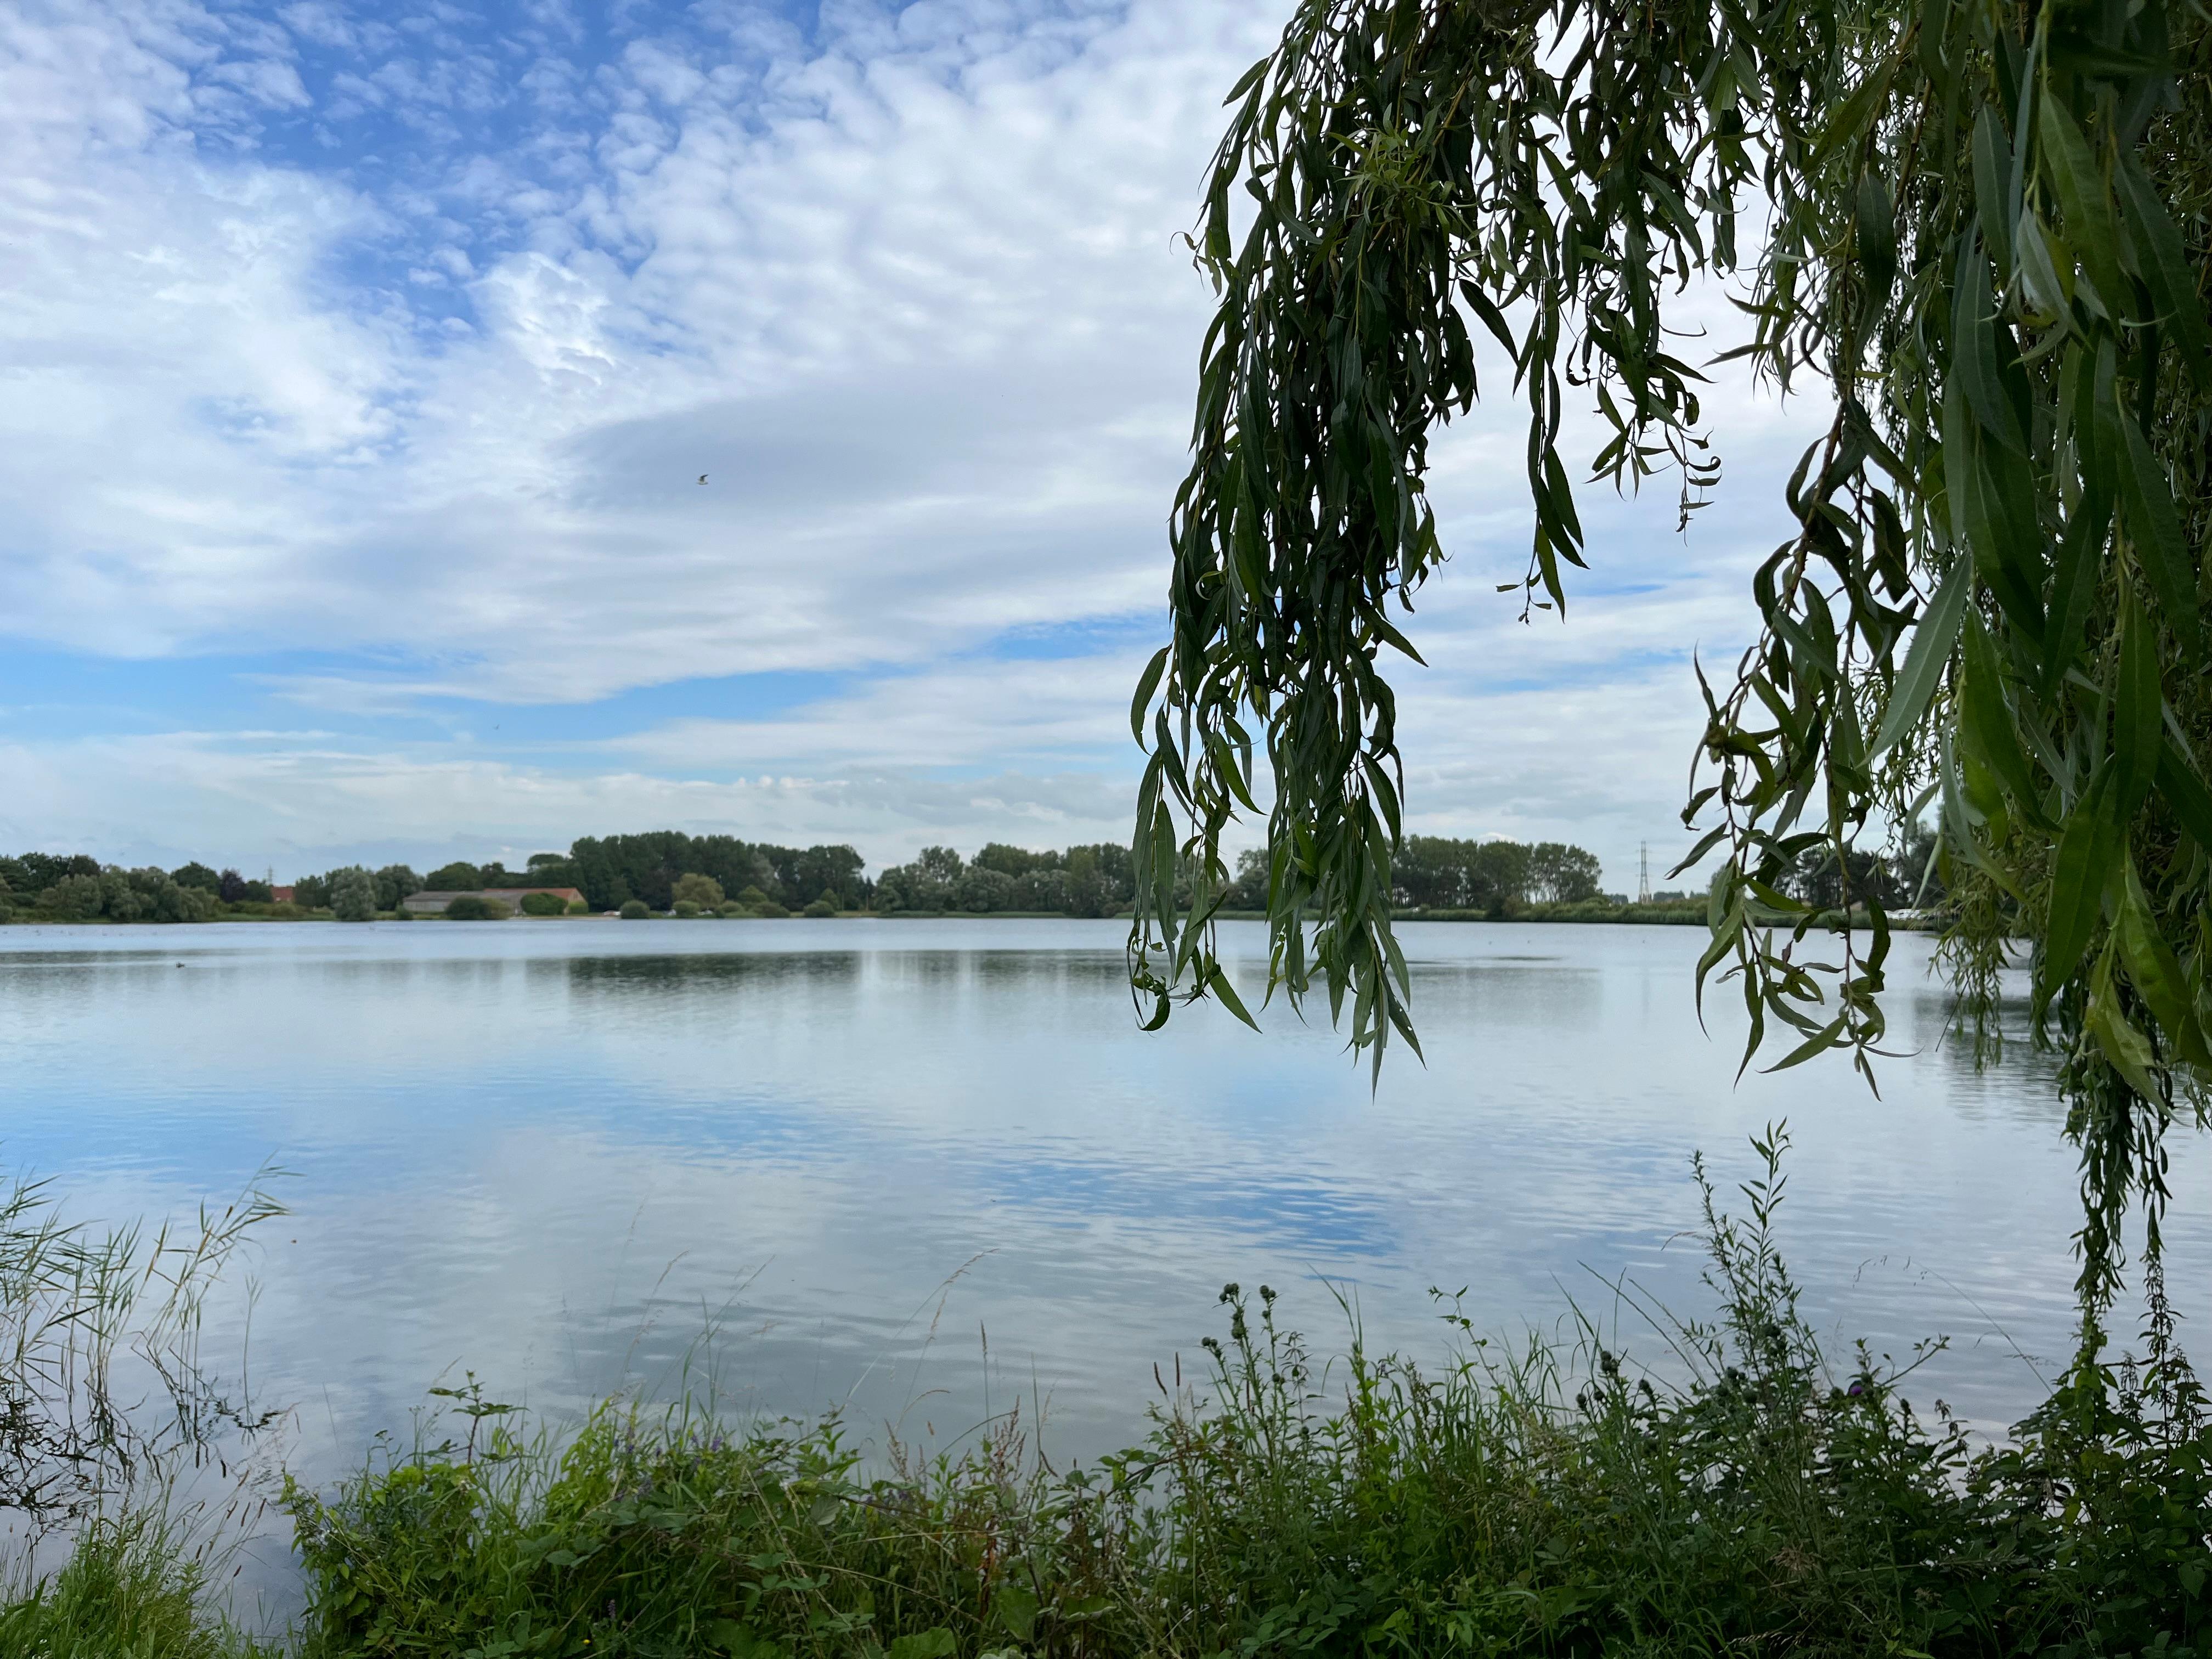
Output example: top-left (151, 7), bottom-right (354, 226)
top-left (4, 919), bottom-right (2208, 1514)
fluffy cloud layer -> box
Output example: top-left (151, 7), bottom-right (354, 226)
top-left (0, 0), bottom-right (1821, 884)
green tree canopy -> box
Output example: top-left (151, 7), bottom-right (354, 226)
top-left (566, 833), bottom-right (866, 912)
top-left (12, 854), bottom-right (99, 894)
top-left (330, 866), bottom-right (378, 923)
top-left (373, 865), bottom-right (421, 911)
top-left (425, 862), bottom-right (484, 891)
top-left (523, 852), bottom-right (580, 888)
top-left (672, 872), bottom-right (726, 910)
top-left (874, 842), bottom-right (1137, 916)
top-left (36, 874), bottom-right (105, 922)
top-left (25, 865), bottom-right (216, 924)
top-left (1131, 0), bottom-right (2211, 1320)
top-left (1525, 843), bottom-right (1605, 906)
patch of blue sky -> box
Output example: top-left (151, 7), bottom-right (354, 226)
top-left (343, 665), bottom-right (857, 745)
top-left (189, 1), bottom-right (1141, 342)
top-left (179, 4), bottom-right (733, 330)
top-left (0, 644), bottom-right (849, 751)
top-left (0, 646), bottom-right (319, 740)
top-left (1464, 646), bottom-right (1701, 698)
top-left (971, 614), bottom-right (1156, 662)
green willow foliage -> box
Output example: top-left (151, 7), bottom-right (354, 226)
top-left (1130, 0), bottom-right (2210, 1315)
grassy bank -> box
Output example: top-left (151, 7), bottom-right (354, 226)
top-left (5, 1137), bottom-right (2208, 1656)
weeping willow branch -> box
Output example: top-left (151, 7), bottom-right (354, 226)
top-left (1131, 0), bottom-right (2211, 1312)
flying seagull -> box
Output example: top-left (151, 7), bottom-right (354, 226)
top-left (698, 473), bottom-right (708, 484)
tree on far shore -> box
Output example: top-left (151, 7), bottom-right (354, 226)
top-left (373, 866), bottom-right (421, 910)
top-left (672, 873), bottom-right (725, 910)
top-left (330, 867), bottom-right (378, 922)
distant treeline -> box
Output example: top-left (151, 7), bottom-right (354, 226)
top-left (1, 855), bottom-right (255, 923)
top-left (1197, 838), bottom-right (1612, 915)
top-left (872, 836), bottom-right (1611, 917)
top-left (0, 835), bottom-right (1609, 924)
top-left (289, 866), bottom-right (430, 911)
top-left (1290, 836), bottom-right (1609, 912)
top-left (3, 826), bottom-right (1942, 926)
top-left (285, 834), bottom-right (872, 915)
top-left (874, 844), bottom-right (1136, 915)
top-left (1776, 822), bottom-right (1944, 913)
top-left (0, 837), bottom-right (875, 923)
top-left (557, 836), bottom-right (866, 912)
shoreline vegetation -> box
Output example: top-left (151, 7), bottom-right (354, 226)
top-left (1, 830), bottom-right (1932, 930)
top-left (3, 1132), bottom-right (2207, 1655)
top-left (1, 901), bottom-right (1722, 926)
top-left (2, 900), bottom-right (1900, 932)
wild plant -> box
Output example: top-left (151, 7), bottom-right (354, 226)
top-left (2, 1161), bottom-right (285, 1536)
top-left (268, 1129), bottom-right (2210, 1655)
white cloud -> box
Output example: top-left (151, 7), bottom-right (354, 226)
top-left (2, 0), bottom-right (1285, 690)
top-left (0, 0), bottom-right (1836, 877)
top-left (0, 727), bottom-right (1138, 874)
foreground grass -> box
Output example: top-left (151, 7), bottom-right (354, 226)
top-left (0, 1514), bottom-right (271, 1659)
top-left (8, 1136), bottom-right (2210, 1657)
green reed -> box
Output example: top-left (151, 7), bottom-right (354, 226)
top-left (0, 1510), bottom-right (275, 1659)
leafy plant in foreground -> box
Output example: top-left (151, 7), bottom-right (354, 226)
top-left (279, 1131), bottom-right (2211, 1657)
top-left (0, 1510), bottom-right (270, 1659)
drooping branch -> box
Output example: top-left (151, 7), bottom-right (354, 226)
top-left (1133, 0), bottom-right (2212, 1314)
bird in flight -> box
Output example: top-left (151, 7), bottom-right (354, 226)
top-left (698, 473), bottom-right (708, 484)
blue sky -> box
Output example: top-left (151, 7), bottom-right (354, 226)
top-left (1, 0), bottom-right (1823, 884)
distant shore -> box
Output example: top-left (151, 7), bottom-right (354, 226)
top-left (4, 899), bottom-right (1847, 929)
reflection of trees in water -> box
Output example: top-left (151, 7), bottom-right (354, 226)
top-left (1402, 959), bottom-right (1604, 1029)
top-left (558, 950), bottom-right (1147, 1053)
top-left (972, 951), bottom-right (1127, 992)
top-left (839, 950), bottom-right (1126, 998)
top-left (557, 953), bottom-right (870, 1045)
top-left (562, 953), bottom-right (864, 1001)
top-left (1899, 982), bottom-right (2068, 1123)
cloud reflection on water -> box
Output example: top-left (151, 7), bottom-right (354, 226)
top-left (0, 919), bottom-right (2199, 1499)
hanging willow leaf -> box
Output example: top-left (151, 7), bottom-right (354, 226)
top-left (2088, 943), bottom-right (2165, 1103)
top-left (2117, 856), bottom-right (2212, 1066)
top-left (2038, 96), bottom-right (2129, 320)
top-left (1871, 556), bottom-right (1971, 757)
top-left (1133, 0), bottom-right (2212, 1321)
top-left (2119, 413), bottom-right (2202, 659)
top-left (1961, 612), bottom-right (2047, 820)
top-left (2113, 590), bottom-right (2164, 816)
top-left (2115, 155), bottom-right (2212, 385)
top-left (2157, 737), bottom-right (2212, 849)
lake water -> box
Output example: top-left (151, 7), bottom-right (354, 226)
top-left (4, 919), bottom-right (2208, 1561)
